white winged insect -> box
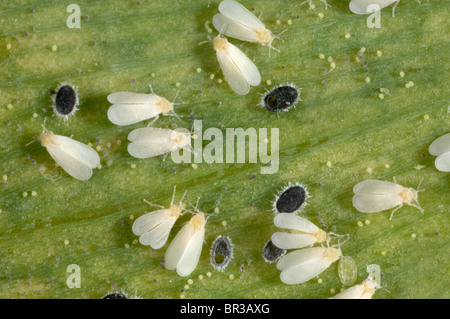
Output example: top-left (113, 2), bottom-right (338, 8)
top-left (330, 277), bottom-right (379, 299)
top-left (276, 246), bottom-right (342, 285)
top-left (132, 186), bottom-right (187, 249)
top-left (212, 0), bottom-right (280, 52)
top-left (271, 213), bottom-right (330, 249)
top-left (107, 86), bottom-right (180, 126)
top-left (213, 35), bottom-right (261, 95)
top-left (164, 208), bottom-right (207, 277)
top-left (349, 0), bottom-right (420, 17)
top-left (429, 133), bottom-right (450, 172)
top-left (352, 179), bottom-right (424, 220)
top-left (127, 127), bottom-right (191, 159)
top-left (40, 128), bottom-right (100, 181)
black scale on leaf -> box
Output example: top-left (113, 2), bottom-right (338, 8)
top-left (273, 183), bottom-right (308, 214)
top-left (210, 236), bottom-right (234, 271)
top-left (52, 84), bottom-right (78, 118)
top-left (102, 292), bottom-right (128, 299)
top-left (262, 239), bottom-right (286, 263)
top-left (262, 85), bottom-right (300, 113)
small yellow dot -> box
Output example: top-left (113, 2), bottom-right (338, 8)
top-left (318, 12), bottom-right (324, 18)
top-left (196, 68), bottom-right (202, 73)
top-left (365, 77), bottom-right (371, 83)
top-left (423, 114), bottom-right (429, 120)
top-left (106, 160), bottom-right (113, 166)
top-left (207, 28), bottom-right (213, 33)
top-left (22, 192), bottom-right (28, 197)
top-left (360, 47), bottom-right (366, 53)
top-left (175, 82), bottom-right (181, 87)
top-left (198, 275), bottom-right (204, 280)
top-left (318, 278), bottom-right (323, 283)
top-left (330, 62), bottom-right (336, 69)
top-left (151, 73), bottom-right (156, 77)
top-left (6, 43), bottom-right (11, 50)
top-left (399, 71), bottom-right (405, 77)
top-left (51, 44), bottom-right (57, 52)
top-left (411, 233), bottom-right (417, 238)
top-left (132, 239), bottom-right (138, 245)
top-left (32, 113), bottom-right (38, 118)
top-left (96, 145), bottom-right (102, 151)
top-left (377, 50), bottom-right (382, 57)
top-left (97, 164), bottom-right (102, 169)
top-left (7, 104), bottom-right (13, 110)
top-left (310, 4), bottom-right (315, 9)
top-left (366, 167), bottom-right (372, 174)
top-left (357, 221), bottom-right (363, 227)
top-left (319, 53), bottom-right (325, 59)
top-left (31, 191), bottom-right (37, 197)
top-left (125, 244), bottom-right (130, 248)
top-left (379, 93), bottom-right (385, 99)
top-left (355, 57), bottom-right (361, 63)
top-left (206, 272), bottom-right (212, 277)
top-left (327, 56), bottom-right (333, 62)
top-left (191, 164), bottom-right (198, 169)
top-left (408, 81), bottom-right (414, 87)
top-left (287, 19), bottom-right (293, 25)
top-left (180, 294), bottom-right (185, 299)
top-left (184, 284), bottom-right (189, 290)
top-left (229, 274), bottom-right (234, 280)
top-left (326, 161), bottom-right (332, 167)
top-left (2, 175), bottom-right (7, 181)
top-left (276, 20), bottom-right (281, 25)
top-left (345, 33), bottom-right (351, 39)
top-left (130, 215), bottom-right (135, 220)
top-left (214, 207), bottom-right (220, 214)
top-left (217, 79), bottom-right (223, 84)
top-left (64, 240), bottom-right (69, 245)
top-left (130, 164), bottom-right (136, 169)
top-left (365, 219), bottom-right (371, 225)
top-left (385, 164), bottom-right (390, 168)
top-left (106, 142), bottom-right (112, 148)
top-left (381, 251), bottom-right (386, 256)
top-left (330, 289), bottom-right (335, 294)
top-left (221, 221), bottom-right (227, 227)
top-left (210, 74), bottom-right (215, 80)
top-left (266, 80), bottom-right (272, 85)
top-left (187, 279), bottom-right (193, 285)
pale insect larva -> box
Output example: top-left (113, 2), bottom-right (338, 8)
top-left (277, 246), bottom-right (342, 285)
top-left (164, 211), bottom-right (207, 277)
top-left (212, 0), bottom-right (277, 50)
top-left (429, 133), bottom-right (450, 172)
top-left (127, 127), bottom-right (191, 159)
top-left (40, 131), bottom-right (100, 181)
top-left (352, 179), bottom-right (424, 220)
top-left (132, 186), bottom-right (187, 249)
top-left (271, 213), bottom-right (329, 249)
top-left (213, 36), bottom-right (261, 95)
top-left (107, 87), bottom-right (180, 126)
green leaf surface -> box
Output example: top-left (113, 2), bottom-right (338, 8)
top-left (0, 0), bottom-right (448, 299)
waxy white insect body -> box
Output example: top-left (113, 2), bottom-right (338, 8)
top-left (40, 131), bottom-right (100, 181)
top-left (352, 179), bottom-right (424, 219)
top-left (107, 90), bottom-right (177, 126)
top-left (277, 246), bottom-right (342, 285)
top-left (331, 277), bottom-right (379, 299)
top-left (127, 127), bottom-right (191, 159)
top-left (213, 36), bottom-right (261, 95)
top-left (272, 213), bottom-right (329, 249)
top-left (132, 187), bottom-right (187, 249)
top-left (212, 0), bottom-right (275, 48)
top-left (429, 133), bottom-right (450, 172)
top-left (164, 211), bottom-right (207, 277)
